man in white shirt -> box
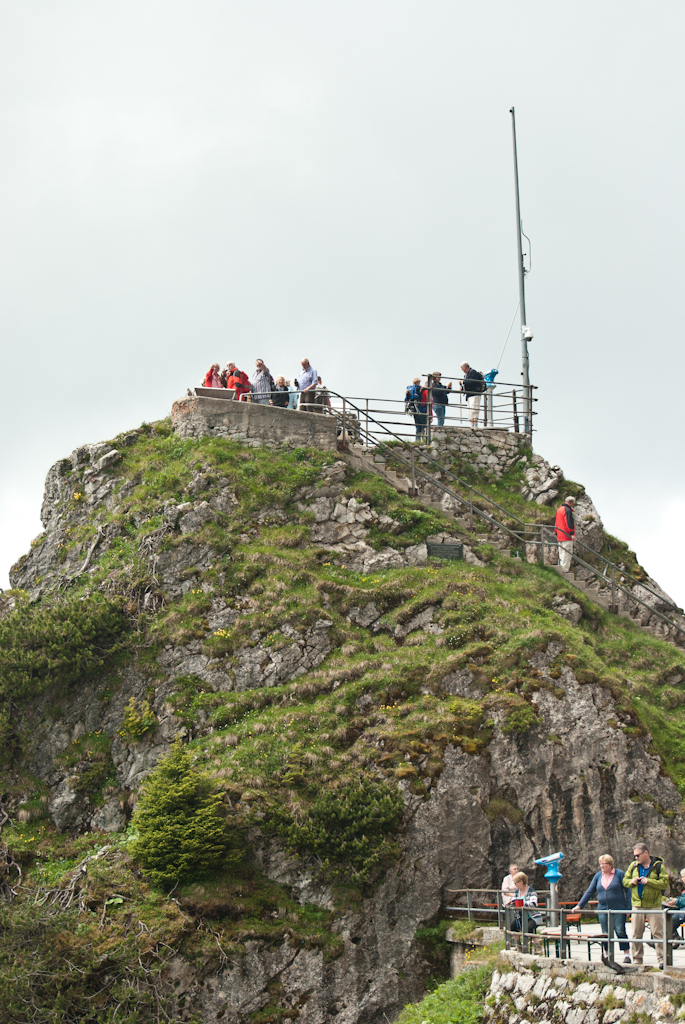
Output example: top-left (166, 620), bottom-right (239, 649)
top-left (501, 863), bottom-right (519, 906)
top-left (297, 358), bottom-right (318, 411)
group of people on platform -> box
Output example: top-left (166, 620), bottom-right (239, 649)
top-left (201, 358), bottom-right (331, 412)
top-left (501, 842), bottom-right (683, 969)
top-left (405, 363), bottom-right (489, 436)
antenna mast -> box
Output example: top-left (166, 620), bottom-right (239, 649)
top-left (509, 107), bottom-right (532, 436)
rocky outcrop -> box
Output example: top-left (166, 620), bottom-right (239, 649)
top-left (144, 644), bottom-right (685, 1023)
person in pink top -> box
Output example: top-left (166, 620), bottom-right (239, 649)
top-left (203, 363), bottom-right (223, 388)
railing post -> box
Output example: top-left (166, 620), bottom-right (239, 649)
top-left (469, 486), bottom-right (473, 530)
top-left (560, 907), bottom-right (567, 959)
top-left (466, 889), bottom-right (473, 921)
top-left (342, 398), bottom-right (347, 447)
top-left (411, 451), bottom-right (416, 496)
top-left (505, 905), bottom-right (512, 949)
top-left (365, 398), bottom-right (369, 443)
top-left (611, 565), bottom-right (616, 612)
top-left (539, 525), bottom-right (545, 565)
top-left (497, 890), bottom-right (503, 929)
top-left (607, 909), bottom-right (614, 961)
top-left (665, 908), bottom-right (673, 967)
top-left (427, 375), bottom-right (433, 447)
top-left (512, 390), bottom-right (519, 434)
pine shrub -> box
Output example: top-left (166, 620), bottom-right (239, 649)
top-left (272, 775), bottom-right (404, 882)
top-left (131, 741), bottom-right (239, 887)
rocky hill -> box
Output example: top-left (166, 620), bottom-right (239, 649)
top-left (1, 413), bottom-right (685, 1024)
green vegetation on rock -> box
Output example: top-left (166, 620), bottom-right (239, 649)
top-left (130, 741), bottom-right (239, 887)
top-left (397, 963), bottom-right (494, 1024)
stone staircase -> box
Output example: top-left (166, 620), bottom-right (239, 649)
top-left (339, 442), bottom-right (682, 643)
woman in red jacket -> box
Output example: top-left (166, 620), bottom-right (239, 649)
top-left (203, 363), bottom-right (223, 388)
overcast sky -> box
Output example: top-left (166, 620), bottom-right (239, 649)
top-left (2, 1), bottom-right (684, 605)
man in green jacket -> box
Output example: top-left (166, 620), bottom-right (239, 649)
top-left (623, 842), bottom-right (670, 967)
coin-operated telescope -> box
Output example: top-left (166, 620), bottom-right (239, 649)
top-left (535, 852), bottom-right (564, 926)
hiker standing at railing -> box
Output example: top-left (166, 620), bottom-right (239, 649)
top-left (405, 378), bottom-right (429, 440)
top-left (571, 854), bottom-right (632, 964)
top-left (296, 358), bottom-right (318, 411)
top-left (458, 362), bottom-right (486, 428)
top-left (554, 495), bottom-right (576, 572)
top-left (250, 359), bottom-right (275, 405)
top-left (624, 842), bottom-right (670, 970)
top-left (431, 372), bottom-right (452, 428)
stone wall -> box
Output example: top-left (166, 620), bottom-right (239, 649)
top-left (487, 951), bottom-right (685, 1023)
top-left (171, 395), bottom-right (338, 449)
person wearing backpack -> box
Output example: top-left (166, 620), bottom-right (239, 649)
top-left (405, 377), bottom-right (429, 440)
top-left (459, 362), bottom-right (486, 427)
top-left (225, 363), bottom-right (251, 400)
top-left (623, 842), bottom-right (670, 968)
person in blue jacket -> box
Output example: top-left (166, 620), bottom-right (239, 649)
top-left (572, 854), bottom-right (632, 963)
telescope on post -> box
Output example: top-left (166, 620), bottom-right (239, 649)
top-left (535, 851), bottom-right (564, 926)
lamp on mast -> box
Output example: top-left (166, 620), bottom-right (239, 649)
top-left (509, 107), bottom-right (533, 437)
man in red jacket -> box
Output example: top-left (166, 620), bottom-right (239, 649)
top-left (555, 495), bottom-right (576, 572)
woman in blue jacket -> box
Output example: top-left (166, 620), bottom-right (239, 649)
top-left (572, 855), bottom-right (632, 962)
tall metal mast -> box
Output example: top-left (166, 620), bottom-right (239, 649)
top-left (509, 107), bottom-right (532, 436)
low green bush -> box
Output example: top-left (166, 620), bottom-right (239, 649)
top-left (396, 963), bottom-right (493, 1024)
top-left (271, 775), bottom-right (404, 883)
top-left (131, 741), bottom-right (241, 888)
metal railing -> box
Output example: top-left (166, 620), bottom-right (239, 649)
top-left (443, 894), bottom-right (684, 965)
top-left (444, 888), bottom-right (552, 928)
top-left (502, 906), bottom-right (681, 966)
top-left (325, 383), bottom-right (535, 446)
top-left (420, 374), bottom-right (537, 441)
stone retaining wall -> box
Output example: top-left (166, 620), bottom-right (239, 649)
top-left (171, 396), bottom-right (338, 449)
top-left (487, 951), bottom-right (685, 1023)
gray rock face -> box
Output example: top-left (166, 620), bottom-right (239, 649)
top-left (152, 645), bottom-right (685, 1024)
top-left (90, 798), bottom-right (126, 832)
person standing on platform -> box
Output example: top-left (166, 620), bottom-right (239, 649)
top-left (458, 362), bottom-right (485, 428)
top-left (250, 359), bottom-right (274, 405)
top-left (431, 372), bottom-right (452, 427)
top-left (624, 842), bottom-right (670, 969)
top-left (297, 358), bottom-right (318, 411)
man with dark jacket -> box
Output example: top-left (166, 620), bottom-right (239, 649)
top-left (554, 496), bottom-right (576, 572)
top-left (459, 362), bottom-right (485, 427)
top-left (624, 842), bottom-right (670, 969)
top-left (431, 372), bottom-right (452, 428)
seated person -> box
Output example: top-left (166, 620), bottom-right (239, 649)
top-left (271, 376), bottom-right (290, 408)
top-left (510, 871), bottom-right (542, 933)
top-left (664, 867), bottom-right (685, 943)
top-left (203, 363), bottom-right (223, 388)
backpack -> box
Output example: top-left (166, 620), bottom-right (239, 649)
top-left (405, 383), bottom-right (421, 414)
top-left (471, 370), bottom-right (486, 394)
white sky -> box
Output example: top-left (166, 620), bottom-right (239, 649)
top-left (1, 1), bottom-right (684, 605)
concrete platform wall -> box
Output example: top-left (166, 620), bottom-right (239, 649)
top-left (171, 396), bottom-right (338, 450)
